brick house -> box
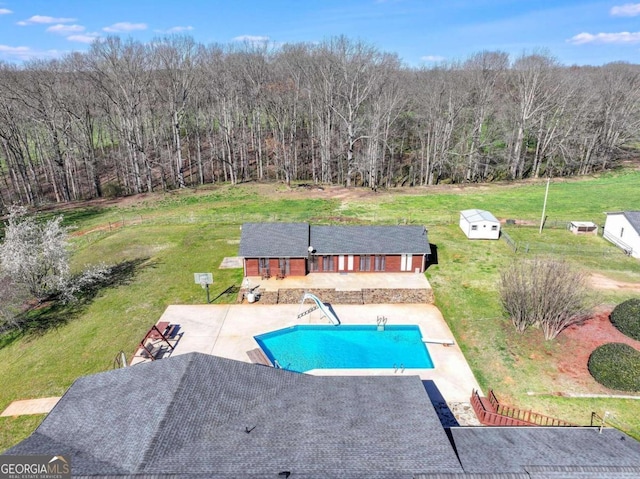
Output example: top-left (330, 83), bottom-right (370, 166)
top-left (238, 222), bottom-right (431, 278)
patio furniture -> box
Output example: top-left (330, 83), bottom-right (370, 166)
top-left (136, 322), bottom-right (178, 361)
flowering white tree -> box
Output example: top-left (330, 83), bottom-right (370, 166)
top-left (0, 206), bottom-right (70, 301)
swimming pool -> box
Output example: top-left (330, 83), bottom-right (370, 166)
top-left (254, 325), bottom-right (434, 373)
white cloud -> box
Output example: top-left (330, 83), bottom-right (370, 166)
top-left (568, 31), bottom-right (640, 44)
top-left (611, 3), bottom-right (640, 16)
top-left (17, 15), bottom-right (76, 25)
top-left (421, 55), bottom-right (445, 62)
top-left (0, 44), bottom-right (61, 61)
top-left (103, 22), bottom-right (147, 33)
top-left (233, 35), bottom-right (270, 44)
top-left (0, 8), bottom-right (13, 15)
top-left (154, 25), bottom-right (194, 34)
top-left (67, 33), bottom-right (100, 43)
top-left (46, 24), bottom-right (85, 34)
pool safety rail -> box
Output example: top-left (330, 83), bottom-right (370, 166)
top-left (300, 292), bottom-right (340, 325)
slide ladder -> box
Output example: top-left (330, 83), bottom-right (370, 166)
top-left (300, 293), bottom-right (340, 325)
top-left (297, 305), bottom-right (319, 319)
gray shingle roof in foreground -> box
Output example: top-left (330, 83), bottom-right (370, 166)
top-left (7, 354), bottom-right (640, 478)
top-left (6, 353), bottom-right (463, 478)
top-left (239, 222), bottom-right (310, 257)
top-left (449, 426), bottom-right (640, 476)
top-left (311, 225), bottom-right (431, 255)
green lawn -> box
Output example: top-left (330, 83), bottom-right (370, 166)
top-left (1, 172), bottom-right (640, 450)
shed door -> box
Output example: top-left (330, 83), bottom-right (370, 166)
top-left (338, 255), bottom-right (345, 271)
top-left (347, 255), bottom-right (354, 271)
top-left (401, 254), bottom-right (413, 272)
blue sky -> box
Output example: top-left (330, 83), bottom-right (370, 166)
top-left (0, 0), bottom-right (638, 66)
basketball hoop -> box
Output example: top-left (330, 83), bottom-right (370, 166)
top-left (194, 273), bottom-right (213, 303)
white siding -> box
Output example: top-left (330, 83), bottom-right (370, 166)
top-left (459, 210), bottom-right (500, 240)
top-left (604, 214), bottom-right (640, 258)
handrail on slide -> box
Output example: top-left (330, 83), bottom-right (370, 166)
top-left (300, 292), bottom-right (340, 325)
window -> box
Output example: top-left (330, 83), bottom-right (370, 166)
top-left (471, 225), bottom-right (478, 231)
top-left (279, 258), bottom-right (290, 275)
top-left (374, 255), bottom-right (386, 271)
top-left (309, 255), bottom-right (319, 272)
top-left (259, 258), bottom-right (269, 275)
top-left (621, 227), bottom-right (624, 237)
top-left (360, 255), bottom-right (371, 271)
top-left (491, 225), bottom-right (498, 231)
top-left (322, 255), bottom-right (334, 271)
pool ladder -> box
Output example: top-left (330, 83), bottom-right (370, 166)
top-left (393, 363), bottom-right (405, 374)
top-left (377, 315), bottom-right (387, 331)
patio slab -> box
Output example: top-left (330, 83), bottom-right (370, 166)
top-left (150, 302), bottom-right (482, 405)
top-left (244, 272), bottom-right (431, 292)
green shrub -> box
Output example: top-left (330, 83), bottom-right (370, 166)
top-left (588, 343), bottom-right (640, 392)
top-left (610, 298), bottom-right (640, 341)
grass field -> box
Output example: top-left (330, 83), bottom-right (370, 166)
top-left (1, 171), bottom-right (639, 450)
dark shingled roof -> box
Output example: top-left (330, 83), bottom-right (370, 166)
top-left (449, 426), bottom-right (640, 476)
top-left (310, 225), bottom-right (431, 255)
top-left (622, 211), bottom-right (640, 234)
top-left (238, 222), bottom-right (309, 257)
top-left (6, 353), bottom-right (463, 478)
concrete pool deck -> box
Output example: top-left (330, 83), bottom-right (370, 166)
top-left (141, 303), bottom-right (482, 406)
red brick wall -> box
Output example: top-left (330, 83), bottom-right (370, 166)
top-left (244, 258), bottom-right (307, 276)
top-left (245, 255), bottom-right (426, 276)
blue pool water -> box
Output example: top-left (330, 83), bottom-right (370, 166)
top-left (254, 325), bottom-right (434, 373)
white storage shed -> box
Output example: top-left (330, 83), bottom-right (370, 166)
top-left (603, 211), bottom-right (640, 258)
top-left (459, 209), bottom-right (500, 240)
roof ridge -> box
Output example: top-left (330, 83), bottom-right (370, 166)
top-left (135, 354), bottom-right (199, 473)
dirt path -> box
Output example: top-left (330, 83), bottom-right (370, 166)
top-left (589, 273), bottom-right (640, 292)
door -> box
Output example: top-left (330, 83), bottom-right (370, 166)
top-left (338, 255), bottom-right (345, 271)
top-left (401, 254), bottom-right (413, 271)
top-left (347, 255), bottom-right (354, 271)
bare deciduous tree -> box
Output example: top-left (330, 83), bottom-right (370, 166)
top-left (0, 37), bottom-right (638, 202)
top-left (499, 257), bottom-right (589, 340)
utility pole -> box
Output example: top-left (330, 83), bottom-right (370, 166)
top-left (539, 177), bottom-right (550, 234)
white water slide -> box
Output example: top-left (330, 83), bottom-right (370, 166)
top-left (300, 293), bottom-right (341, 325)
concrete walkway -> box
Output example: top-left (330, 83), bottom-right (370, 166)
top-left (1, 397), bottom-right (61, 417)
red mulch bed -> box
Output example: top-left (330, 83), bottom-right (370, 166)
top-left (555, 309), bottom-right (640, 393)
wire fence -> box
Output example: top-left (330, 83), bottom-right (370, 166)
top-left (72, 212), bottom-right (626, 261)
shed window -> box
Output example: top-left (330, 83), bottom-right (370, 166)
top-left (621, 227), bottom-right (624, 237)
top-left (471, 225), bottom-right (478, 231)
top-left (491, 225), bottom-right (498, 231)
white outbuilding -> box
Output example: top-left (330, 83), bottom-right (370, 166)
top-left (603, 211), bottom-right (640, 258)
top-left (459, 209), bottom-right (500, 240)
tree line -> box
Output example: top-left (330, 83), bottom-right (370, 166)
top-left (0, 35), bottom-right (639, 206)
